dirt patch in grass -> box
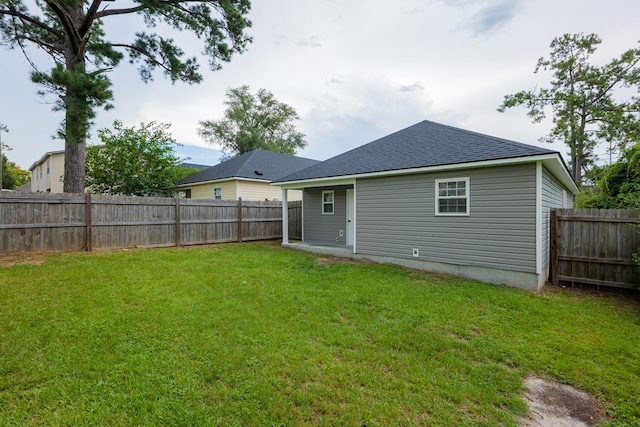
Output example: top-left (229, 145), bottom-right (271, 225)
top-left (0, 254), bottom-right (46, 267)
top-left (520, 376), bottom-right (606, 426)
top-left (406, 270), bottom-right (454, 286)
top-left (314, 256), bottom-right (373, 266)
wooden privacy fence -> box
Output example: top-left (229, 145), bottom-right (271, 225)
top-left (0, 192), bottom-right (302, 254)
top-left (550, 209), bottom-right (640, 290)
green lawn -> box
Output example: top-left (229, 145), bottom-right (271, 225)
top-left (0, 242), bottom-right (639, 426)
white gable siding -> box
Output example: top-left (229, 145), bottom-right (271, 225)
top-left (238, 181), bottom-right (303, 201)
top-left (189, 181), bottom-right (237, 200)
top-left (31, 152), bottom-right (65, 193)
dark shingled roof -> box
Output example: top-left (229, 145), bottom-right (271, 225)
top-left (178, 149), bottom-right (319, 185)
top-left (181, 162), bottom-right (210, 172)
top-left (275, 120), bottom-right (558, 183)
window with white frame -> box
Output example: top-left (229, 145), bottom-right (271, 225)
top-left (213, 187), bottom-right (222, 200)
top-left (435, 178), bottom-right (469, 215)
top-left (322, 190), bottom-right (334, 214)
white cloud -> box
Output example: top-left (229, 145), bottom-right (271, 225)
top-left (300, 75), bottom-right (435, 159)
top-left (2, 0), bottom-right (640, 171)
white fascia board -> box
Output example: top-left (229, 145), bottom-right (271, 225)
top-left (275, 177), bottom-right (357, 190)
top-left (535, 161), bottom-right (543, 275)
top-left (173, 176), bottom-right (270, 189)
top-left (540, 157), bottom-right (579, 194)
top-left (275, 154), bottom-right (571, 190)
top-left (28, 150), bottom-right (65, 172)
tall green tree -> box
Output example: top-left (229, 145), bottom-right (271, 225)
top-left (578, 142), bottom-right (640, 208)
top-left (86, 120), bottom-right (196, 196)
top-left (498, 33), bottom-right (640, 184)
top-left (198, 85), bottom-right (306, 159)
top-left (0, 1), bottom-right (252, 193)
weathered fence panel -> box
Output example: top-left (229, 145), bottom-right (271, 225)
top-left (0, 193), bottom-right (302, 254)
top-left (550, 209), bottom-right (640, 289)
top-left (0, 192), bottom-right (87, 253)
top-left (178, 199), bottom-right (243, 246)
top-left (92, 195), bottom-right (177, 250)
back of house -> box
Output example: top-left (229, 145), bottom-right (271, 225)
top-left (275, 120), bottom-right (578, 291)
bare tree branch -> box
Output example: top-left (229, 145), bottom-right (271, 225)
top-left (0, 6), bottom-right (62, 38)
top-left (110, 42), bottom-right (174, 74)
top-left (95, 5), bottom-right (146, 19)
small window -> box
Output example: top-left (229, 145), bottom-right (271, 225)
top-left (176, 189), bottom-right (191, 199)
top-left (435, 178), bottom-right (469, 216)
top-left (46, 160), bottom-right (50, 175)
top-left (213, 187), bottom-right (222, 200)
top-left (322, 190), bottom-right (334, 215)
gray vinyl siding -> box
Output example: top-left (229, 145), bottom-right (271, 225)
top-left (356, 164), bottom-right (537, 273)
top-left (303, 186), bottom-right (349, 246)
top-left (541, 166), bottom-right (573, 272)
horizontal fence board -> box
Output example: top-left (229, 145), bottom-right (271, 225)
top-left (0, 193), bottom-right (302, 253)
top-left (557, 255), bottom-right (636, 266)
top-left (0, 222), bottom-right (86, 230)
top-left (557, 275), bottom-right (633, 289)
top-left (556, 215), bottom-right (640, 223)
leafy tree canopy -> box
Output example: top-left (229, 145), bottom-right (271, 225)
top-left (498, 33), bottom-right (640, 184)
top-left (578, 142), bottom-right (640, 209)
top-left (198, 85), bottom-right (307, 159)
top-left (1, 152), bottom-right (30, 190)
top-left (0, 0), bottom-right (252, 192)
top-left (86, 120), bottom-right (196, 196)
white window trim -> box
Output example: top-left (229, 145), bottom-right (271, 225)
top-left (435, 177), bottom-right (470, 216)
top-left (322, 190), bottom-right (334, 215)
top-left (213, 186), bottom-right (222, 200)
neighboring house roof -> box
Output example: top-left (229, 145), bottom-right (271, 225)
top-left (28, 149), bottom-right (65, 171)
top-left (275, 120), bottom-right (578, 193)
top-left (177, 149), bottom-right (320, 186)
top-left (14, 182), bottom-right (32, 192)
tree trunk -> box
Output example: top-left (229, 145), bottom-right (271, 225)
top-left (62, 77), bottom-right (89, 193)
top-left (63, 136), bottom-right (85, 193)
top-left (62, 24), bottom-right (88, 192)
top-left (574, 153), bottom-right (583, 184)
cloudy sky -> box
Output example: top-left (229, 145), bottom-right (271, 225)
top-left (1, 0), bottom-right (639, 170)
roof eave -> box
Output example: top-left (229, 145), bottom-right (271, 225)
top-left (28, 149), bottom-right (65, 171)
top-left (174, 176), bottom-right (271, 188)
top-left (274, 154), bottom-right (579, 193)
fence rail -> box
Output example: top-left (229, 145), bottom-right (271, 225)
top-left (550, 209), bottom-right (640, 290)
top-left (0, 192), bottom-right (301, 254)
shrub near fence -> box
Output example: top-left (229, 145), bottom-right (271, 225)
top-left (550, 208), bottom-right (640, 290)
top-left (0, 192), bottom-right (301, 254)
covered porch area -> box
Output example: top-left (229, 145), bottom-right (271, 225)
top-left (279, 179), bottom-right (356, 250)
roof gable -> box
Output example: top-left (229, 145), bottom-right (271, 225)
top-left (275, 120), bottom-right (559, 183)
top-left (178, 149), bottom-right (319, 185)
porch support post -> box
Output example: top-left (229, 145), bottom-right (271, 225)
top-left (282, 188), bottom-right (289, 244)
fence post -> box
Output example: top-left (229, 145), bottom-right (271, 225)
top-left (238, 197), bottom-right (243, 242)
top-left (175, 197), bottom-right (181, 247)
top-left (85, 191), bottom-right (92, 252)
top-left (550, 209), bottom-right (558, 284)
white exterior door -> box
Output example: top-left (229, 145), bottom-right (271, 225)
top-left (346, 188), bottom-right (354, 247)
